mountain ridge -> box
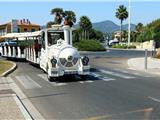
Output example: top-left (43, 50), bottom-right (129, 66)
top-left (74, 20), bottom-right (136, 33)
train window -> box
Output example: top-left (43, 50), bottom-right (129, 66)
top-left (47, 31), bottom-right (64, 46)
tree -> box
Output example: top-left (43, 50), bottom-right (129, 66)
top-left (51, 8), bottom-right (64, 24)
top-left (121, 30), bottom-right (128, 42)
top-left (79, 16), bottom-right (92, 40)
top-left (136, 23), bottom-right (143, 33)
top-left (116, 5), bottom-right (128, 41)
top-left (63, 10), bottom-right (76, 27)
top-left (73, 28), bottom-right (81, 43)
top-left (46, 21), bottom-right (54, 28)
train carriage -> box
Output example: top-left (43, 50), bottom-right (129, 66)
top-left (0, 25), bottom-right (90, 81)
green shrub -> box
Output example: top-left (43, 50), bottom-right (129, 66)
top-left (112, 44), bottom-right (127, 49)
top-left (112, 44), bottom-right (136, 49)
top-left (128, 45), bottom-right (136, 49)
top-left (74, 39), bottom-right (105, 51)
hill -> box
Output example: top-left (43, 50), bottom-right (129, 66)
top-left (74, 20), bottom-right (136, 33)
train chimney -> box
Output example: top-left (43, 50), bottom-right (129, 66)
top-left (63, 26), bottom-right (71, 45)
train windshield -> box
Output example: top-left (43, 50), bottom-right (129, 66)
top-left (48, 31), bottom-right (64, 46)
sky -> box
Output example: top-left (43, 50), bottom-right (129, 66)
top-left (0, 0), bottom-right (160, 26)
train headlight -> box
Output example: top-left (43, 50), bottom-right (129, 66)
top-left (82, 56), bottom-right (89, 66)
top-left (51, 57), bottom-right (57, 67)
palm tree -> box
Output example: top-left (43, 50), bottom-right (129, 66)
top-left (46, 21), bottom-right (54, 28)
top-left (51, 8), bottom-right (63, 24)
top-left (122, 30), bottom-right (128, 42)
top-left (79, 16), bottom-right (92, 40)
top-left (63, 10), bottom-right (76, 27)
top-left (136, 23), bottom-right (143, 33)
top-left (116, 5), bottom-right (128, 41)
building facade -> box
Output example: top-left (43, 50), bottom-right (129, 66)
top-left (0, 19), bottom-right (40, 36)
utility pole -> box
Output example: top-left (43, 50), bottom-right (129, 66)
top-left (128, 0), bottom-right (131, 47)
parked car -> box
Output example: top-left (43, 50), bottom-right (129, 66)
top-left (2, 39), bottom-right (17, 46)
top-left (109, 39), bottom-right (119, 46)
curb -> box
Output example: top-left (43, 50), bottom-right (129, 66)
top-left (107, 48), bottom-right (154, 51)
top-left (127, 57), bottom-right (160, 76)
top-left (1, 61), bottom-right (17, 77)
top-left (12, 94), bottom-right (33, 120)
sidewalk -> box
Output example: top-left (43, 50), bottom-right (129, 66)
top-left (128, 57), bottom-right (160, 76)
top-left (0, 77), bottom-right (26, 119)
top-left (0, 60), bottom-right (30, 120)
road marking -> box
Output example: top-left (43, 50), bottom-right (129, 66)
top-left (102, 77), bottom-right (115, 81)
top-left (148, 96), bottom-right (160, 103)
top-left (85, 108), bottom-right (153, 120)
top-left (79, 81), bottom-right (85, 83)
top-left (114, 68), bottom-right (152, 77)
top-left (90, 72), bottom-right (115, 81)
top-left (37, 74), bottom-right (67, 86)
top-left (114, 68), bottom-right (141, 75)
top-left (38, 72), bottom-right (116, 86)
top-left (90, 72), bottom-right (101, 78)
top-left (16, 75), bottom-right (42, 89)
top-left (85, 80), bottom-right (94, 83)
top-left (53, 83), bottom-right (67, 86)
top-left (100, 69), bottom-right (135, 79)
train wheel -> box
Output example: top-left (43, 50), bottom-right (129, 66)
top-left (48, 75), bottom-right (52, 82)
top-left (80, 75), bottom-right (88, 80)
top-left (47, 67), bottom-right (52, 81)
top-left (47, 75), bottom-right (57, 82)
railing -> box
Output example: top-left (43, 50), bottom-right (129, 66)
top-left (1, 46), bottom-right (25, 58)
top-left (0, 45), bottom-right (40, 64)
top-left (26, 47), bottom-right (40, 64)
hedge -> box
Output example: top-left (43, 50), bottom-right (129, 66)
top-left (74, 40), bottom-right (105, 51)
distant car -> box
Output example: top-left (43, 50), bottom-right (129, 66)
top-left (2, 39), bottom-right (17, 46)
top-left (109, 39), bottom-right (119, 46)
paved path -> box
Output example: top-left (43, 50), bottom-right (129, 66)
top-left (0, 77), bottom-right (26, 119)
top-left (128, 57), bottom-right (160, 75)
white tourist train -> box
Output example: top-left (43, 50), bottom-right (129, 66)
top-left (0, 25), bottom-right (90, 81)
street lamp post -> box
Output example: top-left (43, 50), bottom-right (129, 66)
top-left (103, 32), bottom-right (110, 51)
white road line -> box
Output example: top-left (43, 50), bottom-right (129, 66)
top-left (100, 69), bottom-right (135, 79)
top-left (53, 83), bottom-right (67, 86)
top-left (37, 74), bottom-right (67, 86)
top-left (16, 75), bottom-right (42, 89)
top-left (79, 81), bottom-right (85, 83)
top-left (37, 74), bottom-right (48, 81)
top-left (128, 68), bottom-right (136, 70)
top-left (90, 72), bottom-right (116, 81)
top-left (114, 68), bottom-right (142, 76)
top-left (79, 80), bottom-right (94, 84)
top-left (102, 77), bottom-right (115, 81)
top-left (90, 72), bottom-right (101, 78)
top-left (115, 68), bottom-right (152, 77)
top-left (148, 96), bottom-right (160, 103)
top-left (85, 80), bottom-right (94, 83)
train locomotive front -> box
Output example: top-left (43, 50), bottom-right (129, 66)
top-left (40, 25), bottom-right (90, 81)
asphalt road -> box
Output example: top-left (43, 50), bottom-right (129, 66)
top-left (80, 49), bottom-right (154, 58)
top-left (6, 50), bottom-right (160, 119)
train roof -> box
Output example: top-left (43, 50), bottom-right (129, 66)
top-left (1, 31), bottom-right (41, 39)
top-left (0, 25), bottom-right (75, 41)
